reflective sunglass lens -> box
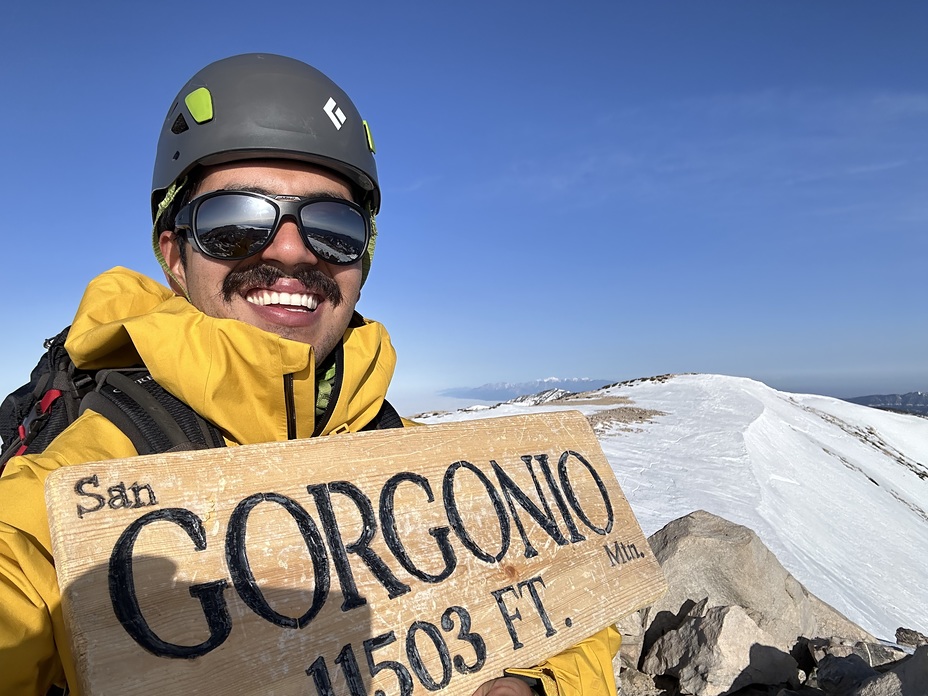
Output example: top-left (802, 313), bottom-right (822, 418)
top-left (195, 195), bottom-right (276, 259)
top-left (300, 202), bottom-right (367, 263)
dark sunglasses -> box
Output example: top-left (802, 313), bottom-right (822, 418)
top-left (174, 191), bottom-right (370, 264)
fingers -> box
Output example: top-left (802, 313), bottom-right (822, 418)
top-left (470, 676), bottom-right (533, 696)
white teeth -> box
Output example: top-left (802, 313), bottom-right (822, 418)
top-left (246, 291), bottom-right (318, 310)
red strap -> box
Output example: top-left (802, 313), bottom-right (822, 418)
top-left (15, 424), bottom-right (27, 455)
top-left (38, 389), bottom-right (63, 414)
top-left (10, 389), bottom-right (65, 458)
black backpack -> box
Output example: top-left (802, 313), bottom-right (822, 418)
top-left (0, 327), bottom-right (227, 472)
top-left (0, 327), bottom-right (404, 473)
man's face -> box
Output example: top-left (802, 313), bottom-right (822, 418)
top-left (159, 161), bottom-right (363, 364)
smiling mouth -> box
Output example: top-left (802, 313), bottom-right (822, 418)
top-left (223, 264), bottom-right (343, 307)
top-left (245, 289), bottom-right (319, 311)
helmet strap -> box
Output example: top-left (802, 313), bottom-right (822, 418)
top-left (151, 177), bottom-right (192, 301)
top-left (361, 206), bottom-right (377, 286)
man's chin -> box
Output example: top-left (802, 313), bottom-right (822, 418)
top-left (257, 319), bottom-right (323, 347)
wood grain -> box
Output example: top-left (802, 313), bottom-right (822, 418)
top-left (46, 411), bottom-right (666, 695)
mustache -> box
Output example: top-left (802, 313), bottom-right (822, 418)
top-left (221, 264), bottom-right (343, 306)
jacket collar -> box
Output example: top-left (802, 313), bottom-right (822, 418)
top-left (66, 267), bottom-right (396, 444)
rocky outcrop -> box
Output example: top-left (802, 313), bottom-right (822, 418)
top-left (641, 602), bottom-right (799, 695)
top-left (895, 627), bottom-right (928, 649)
top-left (616, 511), bottom-right (923, 696)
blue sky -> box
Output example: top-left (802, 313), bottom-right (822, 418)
top-left (1, 1), bottom-right (925, 415)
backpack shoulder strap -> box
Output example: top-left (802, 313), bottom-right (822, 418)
top-left (360, 398), bottom-right (404, 431)
top-left (80, 369), bottom-right (226, 455)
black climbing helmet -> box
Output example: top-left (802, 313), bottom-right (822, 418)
top-left (151, 53), bottom-right (379, 218)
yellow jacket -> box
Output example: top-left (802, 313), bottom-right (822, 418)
top-left (0, 267), bottom-right (619, 695)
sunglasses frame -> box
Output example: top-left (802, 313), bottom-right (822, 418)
top-left (173, 190), bottom-right (370, 264)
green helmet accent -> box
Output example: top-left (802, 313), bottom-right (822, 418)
top-left (184, 88), bottom-right (214, 124)
top-left (151, 53), bottom-right (381, 282)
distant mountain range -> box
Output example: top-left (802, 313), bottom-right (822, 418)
top-left (440, 377), bottom-right (614, 402)
top-left (845, 391), bottom-right (928, 416)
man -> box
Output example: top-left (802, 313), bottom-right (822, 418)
top-left (0, 54), bottom-right (619, 694)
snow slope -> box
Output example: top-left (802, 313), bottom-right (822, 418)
top-left (417, 374), bottom-right (928, 640)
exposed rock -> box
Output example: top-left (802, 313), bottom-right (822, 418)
top-left (616, 665), bottom-right (663, 696)
top-left (895, 626), bottom-right (928, 648)
top-left (616, 600), bottom-right (647, 669)
top-left (637, 511), bottom-right (873, 663)
top-left (613, 511), bottom-right (920, 696)
top-left (804, 637), bottom-right (908, 669)
top-left (642, 604), bottom-right (798, 696)
top-left (815, 654), bottom-right (878, 695)
top-left (850, 644), bottom-right (928, 695)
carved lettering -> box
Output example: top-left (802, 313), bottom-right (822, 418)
top-left (380, 472), bottom-right (457, 584)
top-left (99, 449), bottom-right (626, 655)
top-left (76, 476), bottom-right (158, 518)
top-left (226, 492), bottom-right (330, 629)
top-left (75, 475), bottom-right (105, 519)
top-left (108, 508), bottom-right (231, 658)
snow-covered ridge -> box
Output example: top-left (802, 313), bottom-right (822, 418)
top-left (438, 377), bottom-right (614, 401)
top-left (417, 373), bottom-right (928, 641)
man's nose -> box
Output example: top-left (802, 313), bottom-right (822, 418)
top-left (260, 217), bottom-right (318, 266)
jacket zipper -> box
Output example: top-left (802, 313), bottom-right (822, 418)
top-left (284, 373), bottom-right (297, 440)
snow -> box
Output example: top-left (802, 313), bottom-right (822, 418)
top-left (418, 373), bottom-right (928, 640)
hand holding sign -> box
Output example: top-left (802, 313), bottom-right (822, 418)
top-left (471, 677), bottom-right (533, 696)
top-left (46, 411), bottom-right (666, 695)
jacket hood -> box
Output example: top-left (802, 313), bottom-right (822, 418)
top-left (65, 267), bottom-right (396, 443)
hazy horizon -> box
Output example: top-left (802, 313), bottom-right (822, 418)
top-left (386, 371), bottom-right (928, 417)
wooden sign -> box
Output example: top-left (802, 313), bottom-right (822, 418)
top-left (46, 411), bottom-right (666, 695)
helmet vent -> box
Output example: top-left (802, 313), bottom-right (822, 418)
top-left (171, 113), bottom-right (189, 134)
